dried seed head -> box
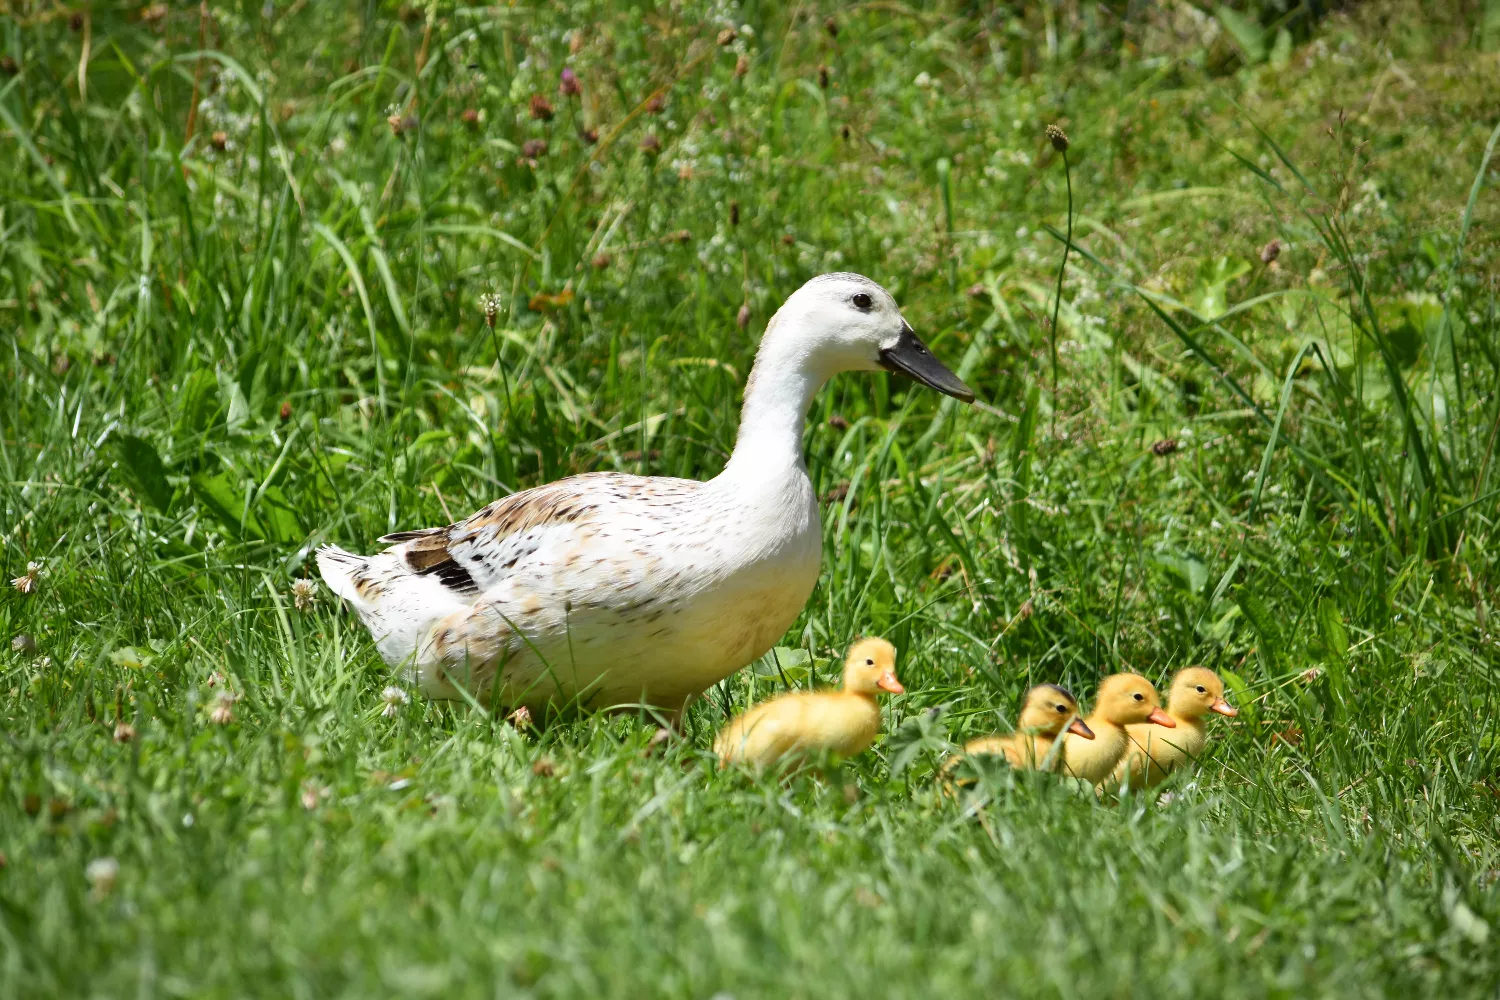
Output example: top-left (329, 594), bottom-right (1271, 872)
top-left (521, 138), bottom-right (548, 159)
top-left (645, 93), bottom-right (665, 114)
top-left (11, 562), bottom-right (41, 594)
top-left (639, 133), bottom-right (661, 154)
top-left (736, 303), bottom-right (751, 329)
top-left (828, 414), bottom-right (849, 431)
top-left (717, 27), bottom-right (737, 46)
top-left (278, 400), bottom-right (293, 422)
top-left (1260, 239), bottom-right (1281, 265)
top-left (734, 54), bottom-right (749, 78)
top-left (210, 130), bottom-right (228, 152)
top-left (1150, 438), bottom-right (1180, 457)
top-left (667, 229), bottom-right (691, 244)
top-left (508, 705), bottom-right (534, 730)
top-left (817, 65), bottom-right (830, 89)
top-left (11, 633), bottom-right (37, 656)
top-left (559, 67), bottom-right (581, 97)
top-left (780, 233), bottom-right (794, 246)
top-left (291, 578), bottom-right (316, 611)
top-left (580, 127), bottom-right (599, 145)
top-left (569, 30), bottom-right (585, 54)
top-left (1045, 123), bottom-right (1069, 152)
top-left (824, 15), bottom-right (839, 37)
top-left (590, 253), bottom-right (612, 270)
top-left (0, 57), bottom-right (18, 77)
top-left (1300, 666), bottom-right (1323, 685)
top-left (387, 113), bottom-right (404, 136)
top-left (729, 200), bottom-right (740, 226)
top-left (840, 123), bottom-right (851, 141)
top-left (531, 755), bottom-right (556, 778)
top-left (529, 94), bottom-right (554, 121)
top-left (70, 12), bottom-right (85, 32)
top-left (380, 685), bottom-right (409, 717)
top-left (460, 107), bottom-right (479, 128)
top-left (113, 722), bottom-right (136, 743)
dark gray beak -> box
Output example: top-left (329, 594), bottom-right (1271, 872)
top-left (878, 322), bottom-right (975, 403)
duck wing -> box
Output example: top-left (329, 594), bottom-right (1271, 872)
top-left (317, 472), bottom-right (702, 672)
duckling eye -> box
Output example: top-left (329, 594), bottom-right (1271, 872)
top-left (865, 658), bottom-right (874, 665)
top-left (1196, 686), bottom-right (1206, 694)
top-left (1056, 705), bottom-right (1066, 713)
top-left (851, 292), bottom-right (873, 310)
top-left (1133, 692), bottom-right (1144, 701)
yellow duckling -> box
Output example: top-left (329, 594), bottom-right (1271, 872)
top-left (954, 684), bottom-right (1096, 772)
top-left (714, 637), bottom-right (903, 769)
top-left (1108, 666), bottom-right (1237, 791)
top-left (1056, 673), bottom-right (1175, 784)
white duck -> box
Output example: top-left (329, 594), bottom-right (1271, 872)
top-left (317, 273), bottom-right (973, 719)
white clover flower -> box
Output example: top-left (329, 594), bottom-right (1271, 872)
top-left (11, 561), bottom-right (41, 594)
top-left (381, 685), bottom-right (409, 717)
top-left (86, 857), bottom-right (120, 897)
top-left (291, 578), bottom-right (316, 612)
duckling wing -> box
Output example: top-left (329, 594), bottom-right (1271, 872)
top-left (715, 697), bottom-right (806, 767)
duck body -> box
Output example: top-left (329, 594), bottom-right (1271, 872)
top-left (1111, 667), bottom-right (1237, 790)
top-left (947, 684), bottom-right (1094, 774)
top-left (714, 637), bottom-right (903, 768)
top-left (1057, 673), bottom-right (1175, 785)
top-left (318, 274), bottom-right (972, 716)
top-left (320, 469), bottom-right (818, 714)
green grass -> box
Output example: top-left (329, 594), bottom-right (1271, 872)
top-left (4, 1), bottom-right (1500, 996)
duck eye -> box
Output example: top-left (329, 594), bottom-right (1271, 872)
top-left (1196, 686), bottom-right (1206, 693)
top-left (1133, 693), bottom-right (1144, 701)
top-left (1056, 705), bottom-right (1066, 713)
top-left (851, 292), bottom-right (873, 310)
top-left (865, 658), bottom-right (874, 665)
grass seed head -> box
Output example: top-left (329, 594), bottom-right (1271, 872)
top-left (639, 133), bottom-right (661, 154)
top-left (1260, 239), bottom-right (1282, 264)
top-left (736, 303), bottom-right (751, 329)
top-left (824, 16), bottom-right (839, 37)
top-left (717, 27), bottom-right (737, 46)
top-left (210, 130), bottom-right (228, 151)
top-left (729, 200), bottom-right (739, 226)
top-left (734, 54), bottom-right (749, 78)
top-left (113, 721), bottom-right (136, 743)
top-left (0, 56), bottom-right (18, 76)
top-left (1046, 123), bottom-right (1069, 152)
top-left (1151, 438), bottom-right (1180, 456)
top-left (522, 138), bottom-right (548, 159)
top-left (479, 292), bottom-right (504, 327)
top-left (590, 253), bottom-right (611, 270)
top-left (529, 94), bottom-right (554, 121)
top-left (818, 65), bottom-right (830, 89)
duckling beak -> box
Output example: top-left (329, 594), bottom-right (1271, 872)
top-left (878, 321), bottom-right (975, 403)
top-left (1067, 718), bottom-right (1096, 740)
top-left (1147, 707), bottom-right (1176, 728)
top-left (876, 671), bottom-right (905, 694)
top-left (1211, 699), bottom-right (1238, 717)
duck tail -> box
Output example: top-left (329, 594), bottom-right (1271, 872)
top-left (315, 544), bottom-right (368, 606)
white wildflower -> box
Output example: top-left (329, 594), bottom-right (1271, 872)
top-left (11, 561), bottom-right (41, 594)
top-left (209, 690), bottom-right (238, 725)
top-left (380, 685), bottom-right (409, 717)
top-left (86, 857), bottom-right (120, 897)
top-left (291, 578), bottom-right (316, 612)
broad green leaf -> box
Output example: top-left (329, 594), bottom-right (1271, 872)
top-left (1318, 599), bottom-right (1349, 663)
top-left (1216, 5), bottom-right (1266, 63)
top-left (753, 647), bottom-right (810, 682)
top-left (1234, 589), bottom-right (1283, 673)
top-left (192, 471), bottom-right (253, 538)
top-left (113, 433), bottom-right (173, 512)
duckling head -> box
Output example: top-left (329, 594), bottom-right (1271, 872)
top-left (841, 637), bottom-right (904, 697)
top-left (1094, 673), bottom-right (1175, 728)
top-left (1018, 684), bottom-right (1094, 739)
top-left (758, 274), bottom-right (974, 402)
top-left (1167, 667), bottom-right (1238, 720)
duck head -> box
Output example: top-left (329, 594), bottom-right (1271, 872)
top-left (1093, 673), bottom-right (1174, 728)
top-left (841, 637), bottom-right (904, 697)
top-left (756, 273), bottom-right (974, 402)
top-left (1167, 666), bottom-right (1237, 720)
top-left (1018, 683), bottom-right (1094, 739)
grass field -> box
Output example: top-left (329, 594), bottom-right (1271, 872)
top-left (4, 1), bottom-right (1500, 996)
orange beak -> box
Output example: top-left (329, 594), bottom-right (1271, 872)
top-left (1067, 718), bottom-right (1096, 740)
top-left (1211, 699), bottom-right (1238, 717)
top-left (1147, 707), bottom-right (1176, 727)
top-left (876, 672), bottom-right (904, 694)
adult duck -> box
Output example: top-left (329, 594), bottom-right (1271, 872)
top-left (318, 273), bottom-right (973, 719)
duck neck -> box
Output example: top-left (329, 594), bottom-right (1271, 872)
top-left (722, 329), bottom-right (827, 482)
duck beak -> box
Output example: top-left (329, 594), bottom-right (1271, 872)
top-left (876, 671), bottom-right (905, 694)
top-left (878, 321), bottom-right (975, 403)
top-left (1067, 718), bottom-right (1096, 740)
top-left (1147, 707), bottom-right (1176, 728)
top-left (1211, 699), bottom-right (1239, 717)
